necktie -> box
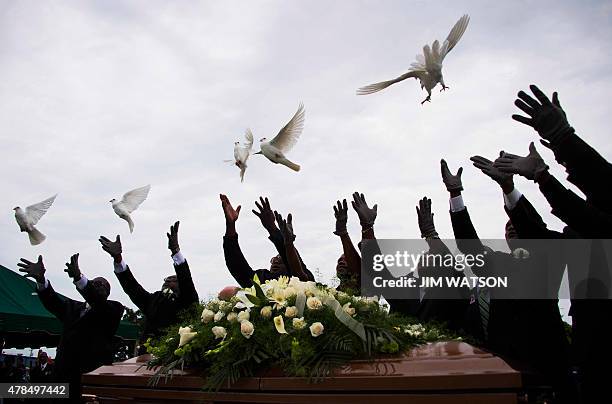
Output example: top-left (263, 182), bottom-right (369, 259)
top-left (477, 286), bottom-right (490, 341)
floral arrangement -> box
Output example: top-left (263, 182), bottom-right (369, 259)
top-left (145, 276), bottom-right (458, 390)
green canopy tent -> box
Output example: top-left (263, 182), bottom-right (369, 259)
top-left (0, 264), bottom-right (139, 349)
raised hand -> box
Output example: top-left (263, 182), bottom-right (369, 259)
top-left (252, 196), bottom-right (277, 233)
top-left (440, 159), bottom-right (463, 194)
top-left (17, 255), bottom-right (46, 283)
top-left (416, 197), bottom-right (438, 239)
top-left (471, 153), bottom-right (514, 191)
top-left (167, 221), bottom-right (180, 255)
top-left (220, 194), bottom-right (241, 224)
top-left (513, 85), bottom-right (573, 147)
top-left (333, 199), bottom-right (348, 236)
top-left (274, 211), bottom-right (296, 244)
top-left (64, 253), bottom-right (82, 281)
top-left (494, 142), bottom-right (549, 181)
top-left (99, 235), bottom-right (122, 259)
top-left (351, 192), bottom-right (377, 229)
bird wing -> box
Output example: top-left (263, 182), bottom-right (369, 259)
top-left (269, 103), bottom-right (305, 153)
top-left (25, 194), bottom-right (57, 225)
top-left (439, 14), bottom-right (470, 62)
top-left (244, 128), bottom-right (254, 152)
top-left (357, 69), bottom-right (426, 95)
top-left (120, 185), bottom-right (151, 213)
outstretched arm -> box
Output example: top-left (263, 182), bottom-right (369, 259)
top-left (274, 211), bottom-right (310, 281)
top-left (99, 235), bottom-right (152, 310)
top-left (18, 256), bottom-right (67, 321)
top-left (221, 194), bottom-right (258, 287)
top-left (333, 199), bottom-right (362, 276)
top-left (351, 192), bottom-right (377, 241)
top-left (167, 221), bottom-right (199, 304)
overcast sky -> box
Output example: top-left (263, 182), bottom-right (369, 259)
top-left (1, 0), bottom-right (611, 323)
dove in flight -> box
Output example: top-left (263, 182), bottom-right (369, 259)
top-left (14, 194), bottom-right (57, 245)
top-left (357, 14), bottom-right (470, 104)
top-left (110, 185), bottom-right (150, 233)
top-left (226, 129), bottom-right (254, 182)
top-left (254, 103), bottom-right (304, 172)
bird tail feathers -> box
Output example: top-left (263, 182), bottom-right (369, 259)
top-left (28, 227), bottom-right (46, 245)
top-left (357, 80), bottom-right (396, 95)
top-left (240, 165), bottom-right (247, 182)
top-left (280, 158), bottom-right (300, 172)
top-left (126, 216), bottom-right (135, 233)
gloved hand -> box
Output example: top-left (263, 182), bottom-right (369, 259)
top-left (471, 153), bottom-right (514, 186)
top-left (17, 255), bottom-right (46, 283)
top-left (416, 197), bottom-right (438, 239)
top-left (64, 253), bottom-right (82, 281)
top-left (441, 159), bottom-right (463, 193)
top-left (252, 196), bottom-right (277, 233)
top-left (512, 85), bottom-right (574, 148)
top-left (99, 235), bottom-right (122, 259)
top-left (167, 221), bottom-right (180, 255)
top-left (274, 211), bottom-right (296, 244)
top-left (333, 199), bottom-right (348, 236)
top-left (494, 142), bottom-right (549, 181)
top-left (351, 192), bottom-right (377, 229)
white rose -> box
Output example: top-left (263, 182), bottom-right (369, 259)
top-left (260, 306), bottom-right (273, 319)
top-left (237, 310), bottom-right (250, 323)
top-left (240, 320), bottom-right (254, 339)
top-left (309, 322), bottom-right (324, 337)
top-left (292, 317), bottom-right (306, 330)
top-left (211, 326), bottom-right (227, 339)
top-left (214, 311), bottom-right (225, 322)
top-left (283, 286), bottom-right (297, 299)
top-left (306, 296), bottom-right (322, 311)
top-left (342, 302), bottom-right (356, 317)
top-left (201, 309), bottom-right (215, 323)
top-left (226, 312), bottom-right (238, 323)
top-left (274, 315), bottom-right (288, 334)
top-left (285, 306), bottom-right (298, 318)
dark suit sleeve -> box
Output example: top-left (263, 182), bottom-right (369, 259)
top-left (268, 230), bottom-right (314, 281)
top-left (223, 234), bottom-right (257, 287)
top-left (450, 207), bottom-right (486, 256)
top-left (505, 195), bottom-right (563, 239)
top-left (175, 260), bottom-right (199, 305)
top-left (115, 267), bottom-right (153, 311)
top-left (538, 173), bottom-right (612, 237)
top-left (37, 282), bottom-right (69, 322)
top-left (552, 133), bottom-right (612, 206)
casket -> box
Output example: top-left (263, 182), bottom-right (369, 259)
top-left (82, 341), bottom-right (544, 403)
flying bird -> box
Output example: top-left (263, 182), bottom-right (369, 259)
top-left (254, 103), bottom-right (304, 172)
top-left (357, 14), bottom-right (470, 104)
top-left (14, 194), bottom-right (57, 245)
top-left (110, 185), bottom-right (150, 233)
top-left (226, 129), bottom-right (254, 182)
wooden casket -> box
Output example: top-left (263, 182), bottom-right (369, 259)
top-left (82, 341), bottom-right (544, 403)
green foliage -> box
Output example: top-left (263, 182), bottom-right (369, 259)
top-left (145, 277), bottom-right (460, 391)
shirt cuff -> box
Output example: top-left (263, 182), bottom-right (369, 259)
top-left (172, 251), bottom-right (186, 266)
top-left (37, 278), bottom-right (49, 291)
top-left (503, 188), bottom-right (522, 210)
top-left (449, 195), bottom-right (466, 212)
top-left (74, 275), bottom-right (88, 290)
top-left (114, 260), bottom-right (128, 273)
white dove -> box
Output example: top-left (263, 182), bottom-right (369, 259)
top-left (357, 14), bottom-right (470, 104)
top-left (110, 185), bottom-right (151, 233)
top-left (254, 103), bottom-right (304, 172)
top-left (227, 129), bottom-right (254, 182)
top-left (14, 194), bottom-right (57, 245)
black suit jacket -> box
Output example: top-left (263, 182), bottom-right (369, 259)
top-left (115, 260), bottom-right (199, 340)
top-left (29, 362), bottom-right (54, 382)
top-left (37, 282), bottom-right (124, 380)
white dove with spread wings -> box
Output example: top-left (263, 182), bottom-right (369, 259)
top-left (228, 129), bottom-right (254, 182)
top-left (255, 103), bottom-right (304, 172)
top-left (358, 14), bottom-right (470, 104)
top-left (14, 194), bottom-right (57, 245)
top-left (110, 185), bottom-right (150, 233)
